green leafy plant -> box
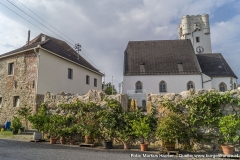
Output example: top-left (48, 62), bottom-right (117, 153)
top-left (156, 113), bottom-right (188, 143)
top-left (102, 82), bottom-right (117, 95)
top-left (77, 102), bottom-right (100, 138)
top-left (17, 105), bottom-right (32, 129)
top-left (57, 115), bottom-right (76, 139)
top-left (218, 114), bottom-right (240, 144)
top-left (10, 117), bottom-right (22, 132)
top-left (116, 111), bottom-right (142, 144)
top-left (132, 117), bottom-right (151, 144)
top-left (27, 103), bottom-right (50, 133)
top-left (160, 91), bottom-right (240, 143)
top-left (98, 99), bottom-right (123, 141)
top-left (65, 124), bottom-right (78, 140)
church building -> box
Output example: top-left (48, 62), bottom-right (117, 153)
top-left (122, 14), bottom-right (238, 107)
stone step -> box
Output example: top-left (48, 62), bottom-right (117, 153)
top-left (20, 132), bottom-right (35, 135)
top-left (24, 129), bottom-right (38, 133)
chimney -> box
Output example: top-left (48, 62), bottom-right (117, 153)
top-left (27, 30), bottom-right (30, 45)
top-left (41, 35), bottom-right (46, 42)
top-left (140, 62), bottom-right (145, 73)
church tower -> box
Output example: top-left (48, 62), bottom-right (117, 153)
top-left (178, 14), bottom-right (212, 54)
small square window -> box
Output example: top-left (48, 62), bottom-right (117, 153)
top-left (14, 81), bottom-right (17, 89)
top-left (13, 96), bottom-right (20, 107)
top-left (0, 97), bottom-right (2, 107)
top-left (94, 78), bottom-right (97, 87)
top-left (86, 75), bottom-right (90, 85)
top-left (33, 81), bottom-right (35, 88)
top-left (68, 68), bottom-right (73, 79)
top-left (8, 62), bottom-right (14, 75)
top-left (196, 37), bottom-right (200, 43)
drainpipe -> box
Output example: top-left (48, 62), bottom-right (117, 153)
top-left (33, 45), bottom-right (40, 114)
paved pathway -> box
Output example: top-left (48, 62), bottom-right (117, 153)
top-left (0, 138), bottom-right (238, 160)
top-left (0, 139), bottom-right (178, 160)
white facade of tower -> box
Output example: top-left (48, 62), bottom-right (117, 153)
top-left (178, 14), bottom-right (212, 54)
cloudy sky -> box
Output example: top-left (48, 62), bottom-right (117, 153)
top-left (1, 0), bottom-right (240, 92)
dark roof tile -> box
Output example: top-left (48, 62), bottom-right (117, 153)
top-left (0, 34), bottom-right (102, 75)
top-left (124, 39), bottom-right (201, 75)
top-left (196, 53), bottom-right (237, 78)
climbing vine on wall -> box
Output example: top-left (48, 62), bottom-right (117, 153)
top-left (160, 91), bottom-right (240, 143)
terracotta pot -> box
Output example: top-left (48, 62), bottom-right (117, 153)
top-left (140, 143), bottom-right (148, 151)
top-left (50, 138), bottom-right (57, 144)
top-left (60, 137), bottom-right (66, 144)
top-left (123, 142), bottom-right (131, 150)
top-left (164, 142), bottom-right (175, 151)
top-left (85, 135), bottom-right (94, 144)
top-left (70, 139), bottom-right (75, 145)
top-left (221, 145), bottom-right (234, 155)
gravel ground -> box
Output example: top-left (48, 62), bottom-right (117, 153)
top-left (0, 136), bottom-right (239, 160)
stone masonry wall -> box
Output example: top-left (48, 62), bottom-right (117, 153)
top-left (0, 51), bottom-right (38, 124)
top-left (146, 88), bottom-right (240, 116)
top-left (146, 88), bottom-right (240, 152)
top-left (43, 90), bottom-right (129, 115)
top-left (41, 88), bottom-right (240, 152)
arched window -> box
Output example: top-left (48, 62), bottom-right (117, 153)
top-left (142, 100), bottom-right (146, 107)
top-left (135, 81), bottom-right (142, 93)
top-left (219, 82), bottom-right (227, 92)
top-left (187, 81), bottom-right (195, 90)
top-left (234, 83), bottom-right (237, 89)
top-left (159, 81), bottom-right (167, 92)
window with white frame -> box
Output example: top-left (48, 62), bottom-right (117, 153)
top-left (159, 81), bottom-right (167, 92)
top-left (68, 68), bottom-right (73, 79)
top-left (219, 82), bottom-right (227, 92)
top-left (135, 81), bottom-right (142, 92)
top-left (196, 37), bottom-right (200, 43)
top-left (86, 75), bottom-right (90, 85)
top-left (94, 78), bottom-right (97, 87)
top-left (187, 81), bottom-right (195, 90)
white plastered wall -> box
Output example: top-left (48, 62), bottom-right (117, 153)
top-left (202, 73), bottom-right (212, 89)
top-left (37, 49), bottom-right (102, 95)
top-left (179, 15), bottom-right (212, 54)
top-left (123, 74), bottom-right (202, 94)
top-left (211, 77), bottom-right (237, 91)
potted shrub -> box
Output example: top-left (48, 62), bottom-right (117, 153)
top-left (116, 111), bottom-right (142, 149)
top-left (78, 112), bottom-right (99, 144)
top-left (98, 114), bottom-right (115, 149)
top-left (156, 113), bottom-right (188, 151)
top-left (218, 114), bottom-right (240, 155)
top-left (98, 99), bottom-right (123, 149)
top-left (10, 117), bottom-right (22, 135)
top-left (66, 124), bottom-right (78, 145)
top-left (132, 117), bottom-right (151, 151)
top-left (58, 115), bottom-right (75, 145)
top-left (47, 114), bottom-right (63, 144)
top-left (17, 105), bottom-right (32, 130)
top-left (58, 129), bottom-right (68, 144)
top-left (27, 103), bottom-right (50, 140)
top-left (76, 101), bottom-right (101, 144)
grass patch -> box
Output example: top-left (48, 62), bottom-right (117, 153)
top-left (0, 131), bottom-right (14, 138)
